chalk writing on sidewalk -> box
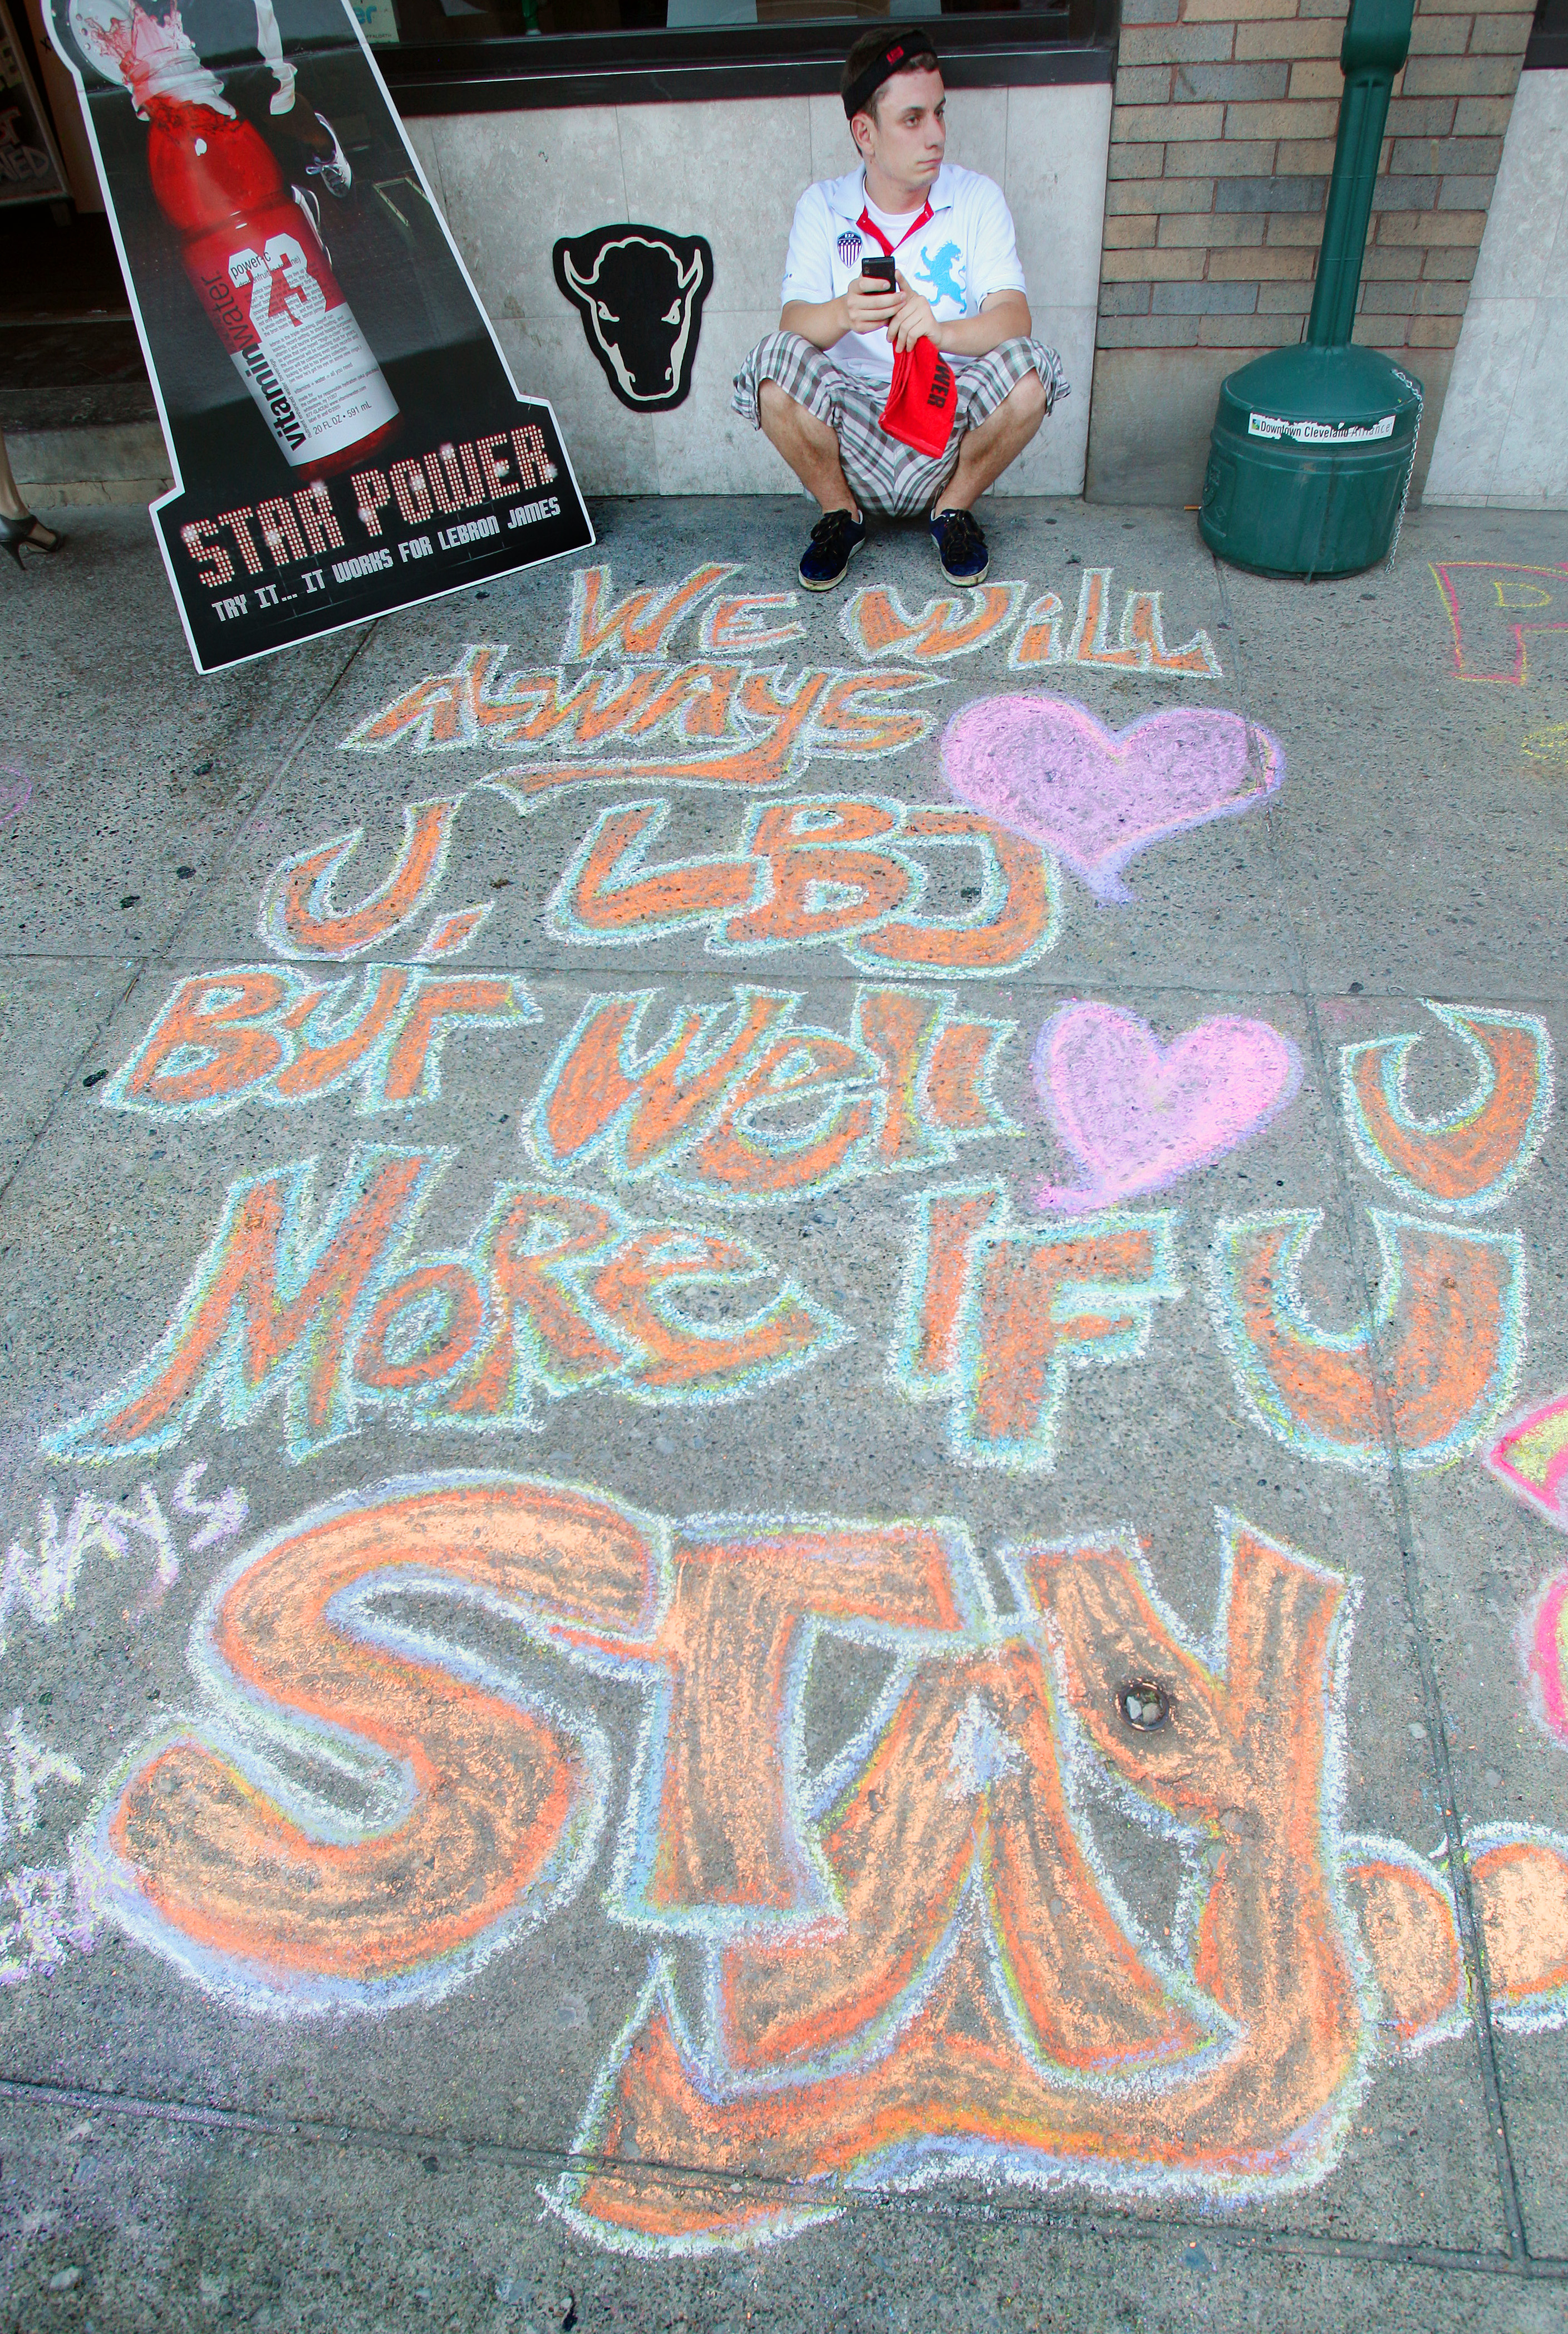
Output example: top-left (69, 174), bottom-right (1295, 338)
top-left (1340, 1003), bottom-right (1552, 1215)
top-left (0, 1467), bottom-right (247, 1657)
top-left (1518, 1566), bottom-right (1568, 1751)
top-left (534, 984), bottom-right (1016, 1207)
top-left (46, 1153), bottom-right (848, 1465)
top-left (1430, 561), bottom-right (1568, 686)
top-left (106, 965), bottom-right (538, 1120)
top-left (550, 795), bottom-right (1059, 977)
top-left (891, 1181), bottom-right (1181, 1472)
top-left (340, 649), bottom-right (938, 798)
top-left (1207, 1208), bottom-right (1523, 1473)
top-left (78, 1474), bottom-right (1568, 2250)
top-left (1489, 1393), bottom-right (1568, 1534)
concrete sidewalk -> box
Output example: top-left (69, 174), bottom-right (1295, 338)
top-left (1, 491), bottom-right (1566, 2333)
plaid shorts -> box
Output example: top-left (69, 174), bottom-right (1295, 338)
top-left (733, 331), bottom-right (1068, 518)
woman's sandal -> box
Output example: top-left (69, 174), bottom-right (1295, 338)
top-left (0, 512), bottom-right (65, 567)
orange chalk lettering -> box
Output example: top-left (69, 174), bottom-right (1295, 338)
top-left (258, 799), bottom-right (460, 959)
top-left (1208, 1208), bottom-right (1524, 1472)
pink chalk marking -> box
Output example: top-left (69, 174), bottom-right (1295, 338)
top-left (939, 695), bottom-right (1282, 903)
top-left (0, 769), bottom-right (34, 828)
top-left (1487, 1389), bottom-right (1568, 1529)
top-left (1525, 1570), bottom-right (1568, 1749)
top-left (1031, 1001), bottom-right (1302, 1212)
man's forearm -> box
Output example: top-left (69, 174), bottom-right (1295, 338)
top-left (933, 296), bottom-right (1031, 356)
top-left (780, 290), bottom-right (1033, 356)
top-left (780, 297), bottom-right (851, 351)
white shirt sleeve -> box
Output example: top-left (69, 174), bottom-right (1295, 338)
top-left (780, 187), bottom-right (836, 310)
top-left (966, 178), bottom-right (1028, 308)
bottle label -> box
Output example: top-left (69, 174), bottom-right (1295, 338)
top-left (186, 200), bottom-right (399, 467)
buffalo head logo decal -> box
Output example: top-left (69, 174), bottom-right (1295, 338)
top-left (553, 225), bottom-right (714, 413)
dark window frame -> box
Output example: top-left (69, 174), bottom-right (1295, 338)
top-left (1525, 0), bottom-right (1566, 68)
top-left (381, 0), bottom-right (1117, 115)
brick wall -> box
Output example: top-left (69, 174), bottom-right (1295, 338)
top-left (1083, 0), bottom-right (1534, 498)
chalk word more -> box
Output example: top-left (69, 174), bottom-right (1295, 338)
top-left (46, 1151), bottom-right (848, 1467)
top-left (80, 1474), bottom-right (1568, 2252)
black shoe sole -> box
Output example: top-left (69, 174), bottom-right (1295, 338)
top-left (799, 533), bottom-right (865, 592)
top-left (936, 555), bottom-right (990, 587)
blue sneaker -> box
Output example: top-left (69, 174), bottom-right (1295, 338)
top-left (930, 506), bottom-right (989, 586)
top-left (799, 507), bottom-right (866, 591)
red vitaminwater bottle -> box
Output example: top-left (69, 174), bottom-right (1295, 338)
top-left (148, 97), bottom-right (399, 476)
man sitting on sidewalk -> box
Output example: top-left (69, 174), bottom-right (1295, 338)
top-left (733, 25), bottom-right (1066, 592)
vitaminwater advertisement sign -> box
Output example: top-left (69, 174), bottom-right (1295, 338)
top-left (43, 0), bottom-right (593, 673)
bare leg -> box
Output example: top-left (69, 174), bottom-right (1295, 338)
top-left (758, 380), bottom-right (861, 521)
top-left (0, 429), bottom-right (58, 550)
top-left (936, 371), bottom-right (1048, 514)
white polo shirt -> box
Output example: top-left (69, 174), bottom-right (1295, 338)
top-left (780, 161), bottom-right (1027, 386)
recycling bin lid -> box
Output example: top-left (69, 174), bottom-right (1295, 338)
top-left (1217, 342), bottom-right (1423, 445)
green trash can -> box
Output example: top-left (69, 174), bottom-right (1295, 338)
top-left (1200, 345), bottom-right (1423, 580)
top-left (1199, 0), bottom-right (1424, 579)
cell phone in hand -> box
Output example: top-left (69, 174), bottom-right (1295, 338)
top-left (859, 253), bottom-right (896, 289)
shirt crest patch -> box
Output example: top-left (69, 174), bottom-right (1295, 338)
top-left (837, 230), bottom-right (863, 268)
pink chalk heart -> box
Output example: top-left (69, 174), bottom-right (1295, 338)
top-left (941, 695), bottom-right (1283, 902)
top-left (1033, 1000), bottom-right (1302, 1211)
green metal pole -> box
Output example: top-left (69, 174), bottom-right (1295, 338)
top-left (1197, 0), bottom-right (1426, 576)
top-left (1306, 0), bottom-right (1415, 347)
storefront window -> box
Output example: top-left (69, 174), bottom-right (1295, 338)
top-left (371, 0), bottom-right (1059, 36)
top-left (367, 0), bottom-right (1112, 105)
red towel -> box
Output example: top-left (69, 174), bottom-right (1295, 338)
top-left (879, 336), bottom-right (959, 459)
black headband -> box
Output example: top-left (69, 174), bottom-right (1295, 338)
top-left (842, 30), bottom-right (940, 120)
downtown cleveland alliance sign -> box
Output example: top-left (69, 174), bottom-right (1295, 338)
top-left (45, 0), bottom-right (593, 672)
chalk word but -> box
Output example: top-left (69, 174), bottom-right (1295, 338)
top-left (0, 1465), bottom-right (248, 1658)
top-left (46, 1152), bottom-right (848, 1467)
top-left (1340, 1003), bottom-right (1553, 1217)
top-left (1430, 561), bottom-right (1568, 686)
top-left (1208, 1207), bottom-right (1524, 1473)
top-left (339, 648), bottom-right (937, 802)
top-left (550, 795), bottom-right (1059, 977)
top-left (838, 566), bottom-right (1223, 678)
top-left (106, 964), bottom-right (536, 1121)
top-left (533, 984), bottom-right (1016, 1207)
top-left (891, 1181), bottom-right (1181, 1472)
top-left (82, 1474), bottom-right (1568, 2250)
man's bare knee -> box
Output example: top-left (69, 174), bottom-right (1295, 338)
top-left (1002, 370), bottom-right (1049, 432)
top-left (759, 379), bottom-right (833, 442)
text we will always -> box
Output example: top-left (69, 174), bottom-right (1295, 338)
top-left (332, 555), bottom-right (1225, 800)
